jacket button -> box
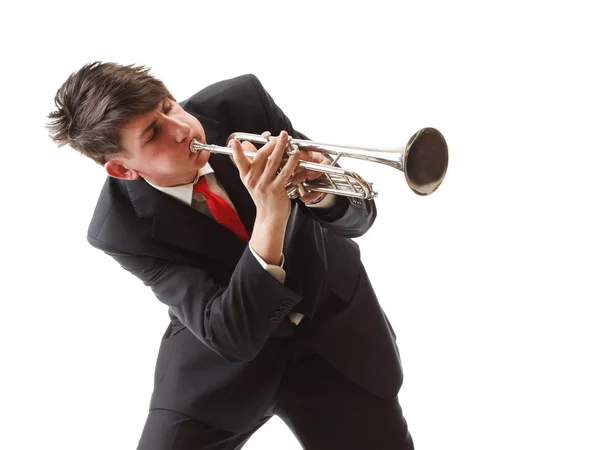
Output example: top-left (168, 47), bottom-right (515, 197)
top-left (275, 311), bottom-right (285, 318)
top-left (283, 299), bottom-right (293, 307)
top-left (270, 317), bottom-right (280, 324)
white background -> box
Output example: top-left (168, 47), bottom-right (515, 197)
top-left (1, 1), bottom-right (598, 449)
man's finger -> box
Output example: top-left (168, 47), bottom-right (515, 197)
top-left (289, 172), bottom-right (306, 186)
top-left (275, 149), bottom-right (300, 189)
top-left (229, 139), bottom-right (250, 175)
top-left (248, 139), bottom-right (273, 169)
top-left (298, 150), bottom-right (325, 164)
top-left (305, 170), bottom-right (325, 180)
top-left (262, 131), bottom-right (289, 180)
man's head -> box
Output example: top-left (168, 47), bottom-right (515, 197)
top-left (47, 62), bottom-right (210, 187)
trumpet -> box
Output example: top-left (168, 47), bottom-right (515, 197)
top-left (189, 127), bottom-right (448, 200)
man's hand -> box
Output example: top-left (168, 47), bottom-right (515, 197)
top-left (229, 131), bottom-right (300, 264)
top-left (230, 130), bottom-right (300, 220)
top-left (288, 148), bottom-right (332, 204)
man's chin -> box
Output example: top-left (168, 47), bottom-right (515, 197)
top-left (194, 150), bottom-right (210, 165)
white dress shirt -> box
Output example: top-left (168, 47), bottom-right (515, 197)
top-left (146, 163), bottom-right (336, 326)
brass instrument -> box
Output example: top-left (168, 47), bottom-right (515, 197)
top-left (189, 127), bottom-right (448, 200)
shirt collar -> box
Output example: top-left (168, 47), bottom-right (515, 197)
top-left (146, 163), bottom-right (215, 206)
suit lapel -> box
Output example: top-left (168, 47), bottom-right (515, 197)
top-left (152, 190), bottom-right (247, 267)
top-left (124, 172), bottom-right (246, 269)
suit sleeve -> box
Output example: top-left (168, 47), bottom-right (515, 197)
top-left (247, 74), bottom-right (377, 238)
top-left (90, 237), bottom-right (303, 363)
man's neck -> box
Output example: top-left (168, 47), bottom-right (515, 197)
top-left (142, 170), bottom-right (198, 188)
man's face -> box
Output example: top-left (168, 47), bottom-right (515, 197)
top-left (109, 97), bottom-right (211, 187)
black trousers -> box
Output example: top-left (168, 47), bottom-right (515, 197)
top-left (136, 352), bottom-right (414, 450)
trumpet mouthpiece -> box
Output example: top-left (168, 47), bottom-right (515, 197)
top-left (190, 138), bottom-right (201, 154)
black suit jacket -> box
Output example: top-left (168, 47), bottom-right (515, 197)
top-left (87, 74), bottom-right (403, 433)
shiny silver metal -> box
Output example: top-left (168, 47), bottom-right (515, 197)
top-left (189, 127), bottom-right (448, 199)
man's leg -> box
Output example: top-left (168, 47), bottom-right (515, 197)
top-left (136, 409), bottom-right (272, 450)
top-left (274, 354), bottom-right (414, 450)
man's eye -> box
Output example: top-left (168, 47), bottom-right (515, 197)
top-left (148, 128), bottom-right (158, 142)
top-left (147, 101), bottom-right (171, 142)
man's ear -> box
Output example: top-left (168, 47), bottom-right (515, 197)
top-left (104, 159), bottom-right (140, 181)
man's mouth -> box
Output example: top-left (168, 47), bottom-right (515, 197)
top-left (189, 137), bottom-right (206, 154)
top-left (189, 138), bottom-right (197, 155)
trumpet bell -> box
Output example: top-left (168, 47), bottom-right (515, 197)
top-left (404, 127), bottom-right (449, 196)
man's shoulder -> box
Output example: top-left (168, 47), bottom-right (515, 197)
top-left (87, 177), bottom-right (151, 249)
top-left (203, 73), bottom-right (261, 95)
top-left (178, 74), bottom-right (266, 114)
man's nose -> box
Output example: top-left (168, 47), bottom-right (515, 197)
top-left (168, 117), bottom-right (191, 143)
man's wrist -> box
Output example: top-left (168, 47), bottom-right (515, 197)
top-left (249, 244), bottom-right (286, 283)
top-left (249, 217), bottom-right (286, 265)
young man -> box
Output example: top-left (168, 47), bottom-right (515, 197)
top-left (47, 62), bottom-right (414, 449)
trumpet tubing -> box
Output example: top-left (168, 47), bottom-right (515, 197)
top-left (189, 127), bottom-right (448, 200)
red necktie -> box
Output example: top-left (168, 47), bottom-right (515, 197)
top-left (193, 176), bottom-right (250, 242)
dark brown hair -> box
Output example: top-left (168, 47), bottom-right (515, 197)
top-left (47, 61), bottom-right (174, 165)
